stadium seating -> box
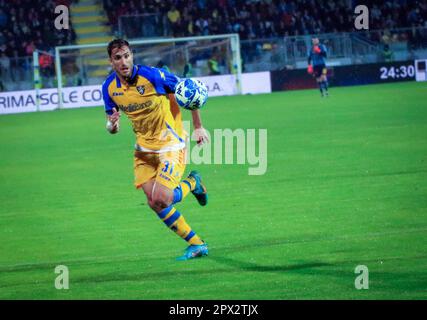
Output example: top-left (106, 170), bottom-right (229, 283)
top-left (104, 0), bottom-right (427, 39)
top-left (0, 0), bottom-right (77, 58)
top-left (1, 0), bottom-right (425, 58)
top-left (0, 0), bottom-right (426, 91)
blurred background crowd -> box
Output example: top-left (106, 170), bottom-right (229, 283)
top-left (0, 0), bottom-right (426, 91)
top-left (0, 0), bottom-right (425, 59)
top-left (104, 0), bottom-right (427, 39)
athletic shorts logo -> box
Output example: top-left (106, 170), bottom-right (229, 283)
top-left (137, 86), bottom-right (145, 95)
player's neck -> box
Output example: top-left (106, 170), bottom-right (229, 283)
top-left (117, 66), bottom-right (135, 86)
top-left (116, 74), bottom-right (129, 86)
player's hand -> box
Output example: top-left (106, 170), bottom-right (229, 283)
top-left (106, 108), bottom-right (120, 134)
top-left (108, 108), bottom-right (120, 124)
top-left (314, 46), bottom-right (321, 54)
top-left (193, 127), bottom-right (210, 146)
top-left (307, 65), bottom-right (313, 74)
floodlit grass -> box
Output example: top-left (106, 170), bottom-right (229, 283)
top-left (0, 82), bottom-right (426, 299)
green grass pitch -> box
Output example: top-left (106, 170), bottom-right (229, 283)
top-left (0, 82), bottom-right (426, 299)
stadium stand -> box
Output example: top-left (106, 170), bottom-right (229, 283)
top-left (105, 0), bottom-right (427, 39)
top-left (0, 0), bottom-right (426, 91)
top-left (0, 0), bottom-right (76, 57)
top-left (0, 0), bottom-right (77, 90)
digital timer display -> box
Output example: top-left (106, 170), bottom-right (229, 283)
top-left (380, 64), bottom-right (416, 80)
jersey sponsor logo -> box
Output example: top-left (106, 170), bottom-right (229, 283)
top-left (136, 85), bottom-right (145, 95)
top-left (159, 173), bottom-right (171, 182)
top-left (112, 92), bottom-right (124, 96)
top-left (117, 100), bottom-right (153, 113)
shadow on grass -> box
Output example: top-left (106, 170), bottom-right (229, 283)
top-left (209, 255), bottom-right (332, 273)
top-left (67, 257), bottom-right (332, 285)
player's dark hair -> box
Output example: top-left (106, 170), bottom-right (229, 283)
top-left (107, 39), bottom-right (130, 57)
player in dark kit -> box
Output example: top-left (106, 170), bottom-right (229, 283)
top-left (307, 37), bottom-right (329, 97)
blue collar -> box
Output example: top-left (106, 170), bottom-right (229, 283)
top-left (130, 65), bottom-right (138, 81)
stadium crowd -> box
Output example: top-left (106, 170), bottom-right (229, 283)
top-left (103, 0), bottom-right (427, 39)
top-left (0, 0), bottom-right (425, 57)
top-left (0, 0), bottom-right (426, 90)
top-left (0, 0), bottom-right (76, 59)
top-left (0, 0), bottom-right (76, 90)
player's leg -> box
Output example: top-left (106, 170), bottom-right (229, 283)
top-left (314, 66), bottom-right (324, 97)
top-left (316, 76), bottom-right (324, 97)
top-left (151, 150), bottom-right (208, 260)
top-left (139, 173), bottom-right (204, 246)
top-left (146, 180), bottom-right (208, 260)
top-left (321, 69), bottom-right (329, 96)
top-left (135, 150), bottom-right (208, 260)
top-left (168, 148), bottom-right (208, 206)
top-left (172, 170), bottom-right (208, 206)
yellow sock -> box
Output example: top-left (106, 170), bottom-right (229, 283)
top-left (171, 215), bottom-right (204, 245)
top-left (158, 206), bottom-right (204, 245)
top-left (180, 176), bottom-right (196, 199)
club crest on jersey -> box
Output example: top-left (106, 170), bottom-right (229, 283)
top-left (136, 85), bottom-right (145, 95)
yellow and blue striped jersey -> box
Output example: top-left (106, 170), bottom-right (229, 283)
top-left (102, 65), bottom-right (185, 152)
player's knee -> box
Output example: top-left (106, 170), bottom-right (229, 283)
top-left (152, 197), bottom-right (170, 210)
top-left (147, 198), bottom-right (159, 212)
top-left (151, 188), bottom-right (173, 210)
top-left (147, 197), bottom-right (167, 214)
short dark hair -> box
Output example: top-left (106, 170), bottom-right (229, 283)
top-left (107, 39), bottom-right (130, 57)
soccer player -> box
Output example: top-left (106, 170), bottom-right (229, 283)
top-left (307, 37), bottom-right (329, 97)
top-left (102, 39), bottom-right (209, 261)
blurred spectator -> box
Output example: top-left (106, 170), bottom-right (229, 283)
top-left (0, 52), bottom-right (10, 76)
top-left (382, 44), bottom-right (394, 62)
top-left (208, 51), bottom-right (221, 75)
top-left (167, 5), bottom-right (181, 25)
top-left (167, 5), bottom-right (181, 36)
top-left (0, 8), bottom-right (7, 28)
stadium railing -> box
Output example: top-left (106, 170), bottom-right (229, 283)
top-left (241, 27), bottom-right (427, 72)
top-left (0, 56), bottom-right (34, 92)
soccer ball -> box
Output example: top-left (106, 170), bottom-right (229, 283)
top-left (174, 78), bottom-right (208, 110)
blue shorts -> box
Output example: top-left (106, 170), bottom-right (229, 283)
top-left (313, 64), bottom-right (327, 78)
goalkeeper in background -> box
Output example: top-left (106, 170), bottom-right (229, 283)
top-left (307, 37), bottom-right (329, 97)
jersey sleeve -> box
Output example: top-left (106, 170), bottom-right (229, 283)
top-left (102, 78), bottom-right (117, 115)
top-left (154, 67), bottom-right (181, 93)
top-left (307, 51), bottom-right (313, 65)
top-left (136, 65), bottom-right (182, 94)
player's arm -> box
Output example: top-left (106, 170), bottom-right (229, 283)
top-left (102, 80), bottom-right (120, 134)
top-left (153, 66), bottom-right (181, 94)
top-left (191, 109), bottom-right (209, 146)
top-left (307, 52), bottom-right (313, 74)
top-left (154, 66), bottom-right (184, 118)
top-left (318, 44), bottom-right (327, 57)
top-left (154, 67), bottom-right (209, 145)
